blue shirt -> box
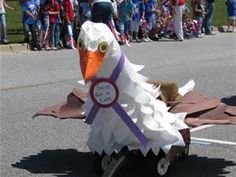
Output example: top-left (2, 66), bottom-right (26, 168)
top-left (226, 0), bottom-right (236, 17)
top-left (119, 0), bottom-right (134, 22)
top-left (80, 2), bottom-right (92, 18)
top-left (142, 0), bottom-right (156, 20)
top-left (22, 0), bottom-right (37, 24)
top-left (132, 0), bottom-right (142, 21)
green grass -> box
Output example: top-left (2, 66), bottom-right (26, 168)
top-left (4, 0), bottom-right (228, 43)
top-left (213, 0), bottom-right (227, 27)
top-left (5, 0), bottom-right (23, 43)
top-left (185, 0), bottom-right (228, 27)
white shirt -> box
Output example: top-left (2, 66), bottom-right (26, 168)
top-left (93, 0), bottom-right (111, 4)
top-left (0, 0), bottom-right (6, 14)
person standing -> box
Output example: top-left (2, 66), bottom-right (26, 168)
top-left (22, 0), bottom-right (37, 49)
top-left (0, 0), bottom-right (15, 44)
top-left (203, 0), bottom-right (215, 35)
top-left (130, 0), bottom-right (142, 42)
top-left (225, 0), bottom-right (236, 32)
top-left (118, 0), bottom-right (134, 42)
top-left (194, 0), bottom-right (205, 37)
top-left (172, 0), bottom-right (185, 41)
top-left (79, 0), bottom-right (92, 24)
top-left (141, 0), bottom-right (158, 41)
top-left (91, 0), bottom-right (114, 25)
top-left (48, 0), bottom-right (60, 50)
top-left (62, 0), bottom-right (75, 48)
top-left (54, 0), bottom-right (62, 49)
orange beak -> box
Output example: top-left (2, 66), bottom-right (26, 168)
top-left (79, 49), bottom-right (105, 82)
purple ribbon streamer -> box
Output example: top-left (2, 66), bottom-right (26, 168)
top-left (85, 50), bottom-right (148, 147)
top-left (112, 102), bottom-right (148, 147)
top-left (85, 104), bottom-right (100, 124)
top-left (109, 51), bottom-right (125, 82)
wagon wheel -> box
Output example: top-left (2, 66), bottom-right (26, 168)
top-left (101, 154), bottom-right (127, 177)
top-left (101, 147), bottom-right (145, 177)
top-left (156, 157), bottom-right (169, 176)
top-left (148, 151), bottom-right (170, 177)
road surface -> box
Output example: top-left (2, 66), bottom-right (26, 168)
top-left (1, 32), bottom-right (236, 177)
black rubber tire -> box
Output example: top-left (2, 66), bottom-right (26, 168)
top-left (102, 153), bottom-right (128, 177)
top-left (102, 148), bottom-right (145, 177)
top-left (179, 144), bottom-right (189, 160)
top-left (94, 152), bottom-right (104, 176)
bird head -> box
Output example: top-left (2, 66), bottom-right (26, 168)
top-left (77, 21), bottom-right (120, 82)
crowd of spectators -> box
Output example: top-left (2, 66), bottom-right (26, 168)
top-left (1, 0), bottom-right (236, 48)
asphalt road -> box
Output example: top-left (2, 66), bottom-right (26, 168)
top-left (1, 32), bottom-right (236, 177)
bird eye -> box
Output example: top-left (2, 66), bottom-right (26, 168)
top-left (98, 42), bottom-right (108, 53)
top-left (78, 39), bottom-right (85, 50)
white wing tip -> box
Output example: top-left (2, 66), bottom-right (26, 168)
top-left (178, 79), bottom-right (195, 96)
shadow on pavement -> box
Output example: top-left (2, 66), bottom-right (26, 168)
top-left (168, 155), bottom-right (236, 177)
top-left (12, 149), bottom-right (98, 177)
top-left (12, 149), bottom-right (236, 177)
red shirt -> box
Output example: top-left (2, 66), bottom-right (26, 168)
top-left (49, 0), bottom-right (60, 24)
top-left (63, 0), bottom-right (74, 23)
top-left (172, 0), bottom-right (185, 5)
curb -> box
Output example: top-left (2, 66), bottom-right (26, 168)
top-left (0, 43), bottom-right (29, 54)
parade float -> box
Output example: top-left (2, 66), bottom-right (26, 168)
top-left (34, 21), bottom-right (236, 177)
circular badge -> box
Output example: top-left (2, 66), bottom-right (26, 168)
top-left (90, 78), bottom-right (119, 108)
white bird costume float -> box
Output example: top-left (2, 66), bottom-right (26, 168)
top-left (76, 21), bottom-right (188, 156)
top-left (34, 21), bottom-right (236, 156)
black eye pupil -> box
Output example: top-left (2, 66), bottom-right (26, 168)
top-left (79, 42), bottom-right (83, 48)
top-left (101, 45), bottom-right (106, 51)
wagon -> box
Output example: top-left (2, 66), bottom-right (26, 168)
top-left (95, 128), bottom-right (190, 177)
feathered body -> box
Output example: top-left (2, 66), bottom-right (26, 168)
top-left (78, 21), bottom-right (188, 156)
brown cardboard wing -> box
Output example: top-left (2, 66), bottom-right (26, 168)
top-left (170, 91), bottom-right (236, 127)
top-left (32, 84), bottom-right (236, 127)
top-left (33, 87), bottom-right (86, 119)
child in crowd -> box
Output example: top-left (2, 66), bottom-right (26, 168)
top-left (183, 18), bottom-right (198, 38)
top-left (193, 0), bottom-right (205, 37)
top-left (41, 0), bottom-right (51, 49)
top-left (163, 15), bottom-right (174, 36)
top-left (225, 0), bottom-right (236, 32)
top-left (79, 0), bottom-right (92, 24)
top-left (141, 0), bottom-right (158, 41)
top-left (62, 0), bottom-right (75, 49)
top-left (130, 0), bottom-right (142, 42)
top-left (54, 0), bottom-right (62, 49)
top-left (71, 0), bottom-right (79, 41)
top-left (140, 18), bottom-right (151, 41)
top-left (109, 0), bottom-right (122, 43)
top-left (21, 0), bottom-right (37, 49)
top-left (182, 5), bottom-right (200, 39)
top-left (156, 1), bottom-right (174, 38)
top-left (118, 0), bottom-right (134, 43)
top-left (48, 0), bottom-right (60, 50)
